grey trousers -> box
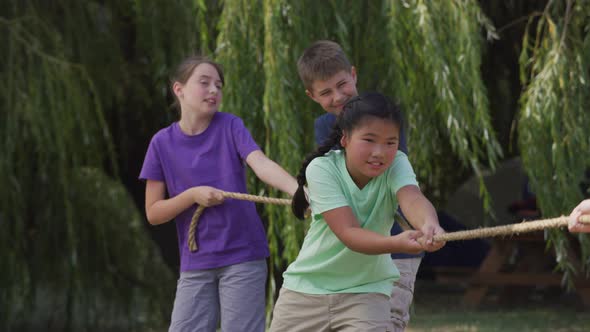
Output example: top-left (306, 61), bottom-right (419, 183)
top-left (168, 259), bottom-right (267, 332)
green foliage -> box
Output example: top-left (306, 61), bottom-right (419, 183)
top-left (260, 0), bottom-right (309, 307)
top-left (518, 0), bottom-right (590, 279)
top-left (1, 1), bottom-right (176, 330)
top-left (385, 0), bottom-right (503, 212)
top-left (216, 0), bottom-right (266, 142)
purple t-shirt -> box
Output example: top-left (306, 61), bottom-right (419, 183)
top-left (139, 112), bottom-right (269, 271)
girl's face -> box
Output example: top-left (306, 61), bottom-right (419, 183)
top-left (340, 116), bottom-right (399, 189)
top-left (174, 63), bottom-right (223, 115)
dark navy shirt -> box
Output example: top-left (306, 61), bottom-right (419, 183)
top-left (314, 112), bottom-right (424, 259)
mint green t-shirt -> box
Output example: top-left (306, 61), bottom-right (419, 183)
top-left (282, 150), bottom-right (418, 296)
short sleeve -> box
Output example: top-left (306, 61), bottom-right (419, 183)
top-left (306, 158), bottom-right (349, 214)
top-left (139, 136), bottom-right (164, 181)
top-left (388, 152), bottom-right (418, 193)
top-left (230, 116), bottom-right (261, 160)
top-left (314, 113), bottom-right (336, 146)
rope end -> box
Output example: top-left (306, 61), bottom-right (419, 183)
top-left (189, 241), bottom-right (198, 252)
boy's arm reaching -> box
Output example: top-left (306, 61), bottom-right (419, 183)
top-left (397, 185), bottom-right (446, 251)
top-left (246, 150), bottom-right (298, 196)
top-left (322, 206), bottom-right (424, 255)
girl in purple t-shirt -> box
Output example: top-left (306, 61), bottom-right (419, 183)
top-left (140, 56), bottom-right (297, 332)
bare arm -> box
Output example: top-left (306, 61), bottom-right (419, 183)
top-left (246, 150), bottom-right (298, 196)
top-left (397, 185), bottom-right (445, 251)
top-left (322, 206), bottom-right (424, 255)
top-left (144, 180), bottom-right (224, 225)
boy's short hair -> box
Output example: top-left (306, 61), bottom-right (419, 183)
top-left (297, 40), bottom-right (352, 90)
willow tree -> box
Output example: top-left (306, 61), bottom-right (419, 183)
top-left (384, 0), bottom-right (503, 212)
top-left (0, 0), bottom-right (218, 330)
top-left (518, 0), bottom-right (590, 278)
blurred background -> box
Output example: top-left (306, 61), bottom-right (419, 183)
top-left (2, 0), bottom-right (589, 330)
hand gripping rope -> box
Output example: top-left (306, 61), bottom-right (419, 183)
top-left (188, 191), bottom-right (590, 252)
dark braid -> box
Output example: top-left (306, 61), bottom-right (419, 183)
top-left (292, 125), bottom-right (343, 219)
top-left (292, 92), bottom-right (402, 220)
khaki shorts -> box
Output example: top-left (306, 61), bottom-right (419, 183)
top-left (269, 288), bottom-right (393, 332)
top-left (390, 257), bottom-right (422, 332)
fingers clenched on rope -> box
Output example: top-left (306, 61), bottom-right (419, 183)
top-left (188, 190), bottom-right (590, 252)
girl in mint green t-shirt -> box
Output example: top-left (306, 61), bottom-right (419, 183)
top-left (270, 92), bottom-right (446, 332)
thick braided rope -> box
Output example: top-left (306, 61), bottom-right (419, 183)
top-left (188, 192), bottom-right (291, 252)
top-left (433, 215), bottom-right (590, 242)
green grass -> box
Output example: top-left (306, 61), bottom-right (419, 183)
top-left (408, 308), bottom-right (590, 332)
top-left (407, 280), bottom-right (590, 332)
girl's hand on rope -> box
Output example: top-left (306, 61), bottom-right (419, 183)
top-left (192, 186), bottom-right (225, 207)
top-left (394, 230), bottom-right (425, 255)
top-left (568, 199), bottom-right (590, 233)
top-left (418, 223), bottom-right (446, 252)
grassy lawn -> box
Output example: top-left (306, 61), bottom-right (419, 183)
top-left (408, 308), bottom-right (590, 332)
top-left (407, 279), bottom-right (590, 332)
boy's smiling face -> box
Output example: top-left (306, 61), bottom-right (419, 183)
top-left (306, 67), bottom-right (358, 115)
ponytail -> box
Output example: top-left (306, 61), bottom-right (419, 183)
top-left (292, 125), bottom-right (343, 219)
